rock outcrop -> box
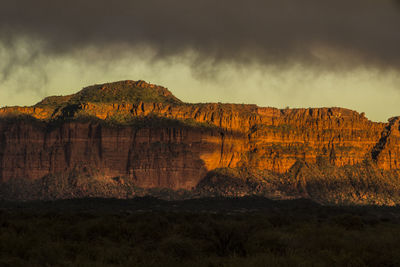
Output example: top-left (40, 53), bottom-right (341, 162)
top-left (0, 80), bottom-right (399, 205)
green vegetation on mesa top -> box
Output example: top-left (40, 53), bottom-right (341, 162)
top-left (71, 80), bottom-right (182, 104)
top-left (35, 95), bottom-right (74, 107)
top-left (35, 80), bottom-right (182, 108)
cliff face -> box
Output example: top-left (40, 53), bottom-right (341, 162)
top-left (0, 121), bottom-right (217, 188)
top-left (0, 80), bottom-right (399, 204)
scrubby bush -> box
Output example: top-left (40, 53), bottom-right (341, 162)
top-left (0, 199), bottom-right (399, 266)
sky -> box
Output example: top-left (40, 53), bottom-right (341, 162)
top-left (0, 0), bottom-right (399, 122)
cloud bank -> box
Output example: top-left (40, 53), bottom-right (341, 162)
top-left (1, 0), bottom-right (400, 68)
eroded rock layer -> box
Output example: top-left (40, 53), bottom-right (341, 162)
top-left (0, 80), bottom-right (399, 204)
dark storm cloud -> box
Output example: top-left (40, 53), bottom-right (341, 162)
top-left (1, 0), bottom-right (400, 70)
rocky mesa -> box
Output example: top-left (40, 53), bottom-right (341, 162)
top-left (1, 80), bottom-right (400, 205)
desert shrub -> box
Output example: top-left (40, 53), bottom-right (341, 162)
top-left (0, 199), bottom-right (399, 266)
top-left (159, 234), bottom-right (198, 260)
top-left (202, 220), bottom-right (252, 257)
top-left (332, 214), bottom-right (365, 230)
top-left (246, 230), bottom-right (288, 255)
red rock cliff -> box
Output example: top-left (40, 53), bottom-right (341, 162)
top-left (0, 80), bottom-right (399, 203)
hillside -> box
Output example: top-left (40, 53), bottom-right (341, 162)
top-left (36, 80), bottom-right (182, 108)
top-left (0, 80), bottom-right (400, 205)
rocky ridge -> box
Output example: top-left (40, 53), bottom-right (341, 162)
top-left (0, 80), bottom-right (399, 205)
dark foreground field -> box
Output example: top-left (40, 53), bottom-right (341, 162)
top-left (1, 197), bottom-right (400, 267)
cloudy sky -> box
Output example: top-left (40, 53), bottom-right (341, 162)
top-left (1, 0), bottom-right (399, 122)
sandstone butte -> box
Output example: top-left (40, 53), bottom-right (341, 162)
top-left (0, 80), bottom-right (400, 205)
